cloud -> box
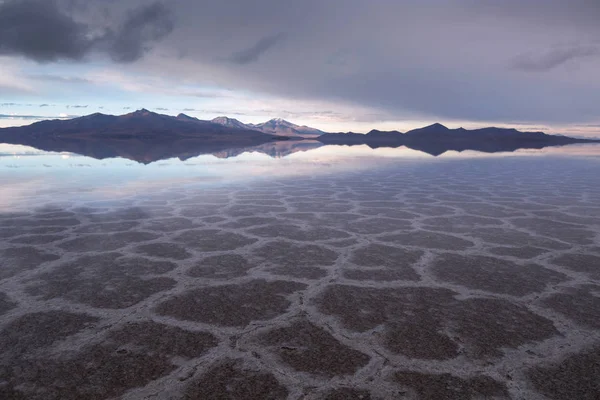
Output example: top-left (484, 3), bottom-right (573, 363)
top-left (512, 45), bottom-right (600, 71)
top-left (0, 113), bottom-right (70, 120)
top-left (105, 2), bottom-right (175, 63)
top-left (228, 32), bottom-right (287, 65)
top-left (0, 0), bottom-right (92, 61)
top-left (27, 73), bottom-right (91, 84)
top-left (0, 0), bottom-right (174, 63)
top-left (67, 105), bottom-right (88, 109)
top-left (2, 0), bottom-right (600, 126)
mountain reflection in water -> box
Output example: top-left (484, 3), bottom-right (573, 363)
top-left (2, 135), bottom-right (600, 164)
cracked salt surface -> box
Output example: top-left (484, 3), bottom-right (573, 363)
top-left (0, 151), bottom-right (599, 399)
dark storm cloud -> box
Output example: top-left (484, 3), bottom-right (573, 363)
top-left (228, 32), bottom-right (287, 65)
top-left (106, 2), bottom-right (174, 63)
top-left (0, 0), bottom-right (174, 62)
top-left (512, 45), bottom-right (600, 71)
top-left (0, 0), bottom-right (91, 61)
top-left (3, 0), bottom-right (600, 125)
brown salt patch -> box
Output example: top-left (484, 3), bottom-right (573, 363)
top-left (9, 234), bottom-right (66, 245)
top-left (350, 244), bottom-right (421, 279)
top-left (379, 231), bottom-right (474, 251)
top-left (26, 253), bottom-right (176, 309)
top-left (156, 280), bottom-right (306, 326)
top-left (291, 202), bottom-right (353, 212)
top-left (384, 319), bottom-right (459, 360)
top-left (134, 242), bottom-right (192, 260)
top-left (106, 321), bottom-right (219, 359)
top-left (0, 246), bottom-right (60, 280)
top-left (1, 217), bottom-right (81, 228)
top-left (343, 268), bottom-right (420, 282)
top-left (541, 285), bottom-right (600, 329)
top-left (248, 224), bottom-right (351, 241)
top-left (74, 221), bottom-right (139, 234)
top-left (253, 241), bottom-right (339, 267)
top-left (431, 253), bottom-right (566, 296)
top-left (450, 297), bottom-right (559, 358)
top-left (185, 359), bottom-right (288, 400)
top-left (527, 347), bottom-right (600, 400)
top-left (357, 208), bottom-right (420, 220)
top-left (393, 371), bottom-right (509, 400)
top-left (86, 207), bottom-right (151, 222)
top-left (5, 321), bottom-right (218, 400)
top-left (187, 254), bottom-right (253, 279)
top-left (226, 205), bottom-right (287, 217)
top-left (268, 266), bottom-right (328, 279)
top-left (0, 311), bottom-right (98, 356)
top-left (317, 285), bottom-right (558, 359)
top-left (174, 229), bottom-right (257, 252)
top-left (345, 218), bottom-right (412, 234)
top-left (180, 205), bottom-right (224, 218)
top-left (422, 215), bottom-right (503, 233)
top-left (323, 388), bottom-right (373, 400)
top-left (59, 231), bottom-right (159, 252)
top-left (0, 292), bottom-right (17, 315)
top-left (550, 253), bottom-right (600, 279)
top-left (512, 217), bottom-right (596, 245)
top-left (220, 217), bottom-right (280, 229)
top-left (454, 203), bottom-right (523, 218)
top-left (488, 246), bottom-right (549, 259)
top-left (468, 228), bottom-right (572, 250)
top-left (258, 320), bottom-right (370, 377)
top-left (143, 217), bottom-right (199, 232)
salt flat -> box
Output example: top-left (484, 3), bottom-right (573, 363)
top-left (0, 149), bottom-right (599, 399)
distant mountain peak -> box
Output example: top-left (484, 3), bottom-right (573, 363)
top-left (264, 118), bottom-right (292, 126)
top-left (125, 108), bottom-right (156, 117)
top-left (211, 116), bottom-right (248, 130)
top-left (177, 113), bottom-right (198, 121)
top-left (426, 123), bottom-right (448, 129)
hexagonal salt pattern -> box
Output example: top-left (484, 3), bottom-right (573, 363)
top-left (1, 156), bottom-right (599, 399)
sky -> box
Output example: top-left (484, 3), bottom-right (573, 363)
top-left (1, 0), bottom-right (600, 136)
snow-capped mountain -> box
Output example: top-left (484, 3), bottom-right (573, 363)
top-left (210, 116), bottom-right (249, 130)
top-left (210, 116), bottom-right (324, 137)
top-left (249, 118), bottom-right (324, 137)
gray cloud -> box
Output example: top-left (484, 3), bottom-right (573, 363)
top-left (27, 74), bottom-right (91, 84)
top-left (228, 32), bottom-right (287, 64)
top-left (0, 0), bottom-right (174, 62)
top-left (0, 0), bottom-right (91, 61)
top-left (67, 105), bottom-right (88, 109)
top-left (106, 2), bottom-right (174, 63)
top-left (0, 113), bottom-right (70, 120)
top-left (3, 0), bottom-right (600, 126)
top-left (512, 45), bottom-right (600, 71)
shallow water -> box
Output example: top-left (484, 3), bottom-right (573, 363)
top-left (1, 143), bottom-right (599, 399)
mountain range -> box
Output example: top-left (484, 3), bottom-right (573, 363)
top-left (0, 110), bottom-right (598, 161)
top-left (319, 123), bottom-right (599, 156)
top-left (210, 116), bottom-right (324, 137)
